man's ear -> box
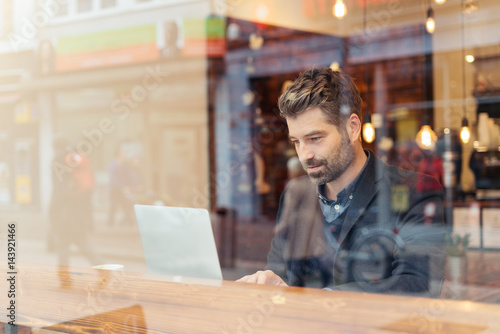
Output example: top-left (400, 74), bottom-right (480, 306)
top-left (346, 114), bottom-right (362, 143)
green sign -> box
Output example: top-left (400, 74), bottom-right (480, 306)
top-left (57, 24), bottom-right (157, 55)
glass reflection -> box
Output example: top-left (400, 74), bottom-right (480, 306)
top-left (0, 0), bottom-right (499, 314)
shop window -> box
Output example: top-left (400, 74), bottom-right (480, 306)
top-left (77, 0), bottom-right (93, 13)
top-left (52, 0), bottom-right (69, 17)
top-left (32, 0), bottom-right (68, 19)
top-left (101, 0), bottom-right (117, 9)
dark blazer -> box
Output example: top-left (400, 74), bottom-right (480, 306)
top-left (266, 150), bottom-right (445, 297)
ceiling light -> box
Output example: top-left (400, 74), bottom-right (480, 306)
top-left (362, 120), bottom-right (375, 144)
top-left (460, 118), bottom-right (470, 144)
top-left (416, 124), bottom-right (437, 150)
top-left (426, 7), bottom-right (435, 34)
top-left (333, 0), bottom-right (347, 19)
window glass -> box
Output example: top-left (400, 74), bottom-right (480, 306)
top-left (2, 2), bottom-right (500, 330)
top-left (101, 0), bottom-right (117, 9)
top-left (0, 0), bottom-right (14, 38)
top-left (77, 0), bottom-right (93, 13)
top-left (53, 0), bottom-right (69, 17)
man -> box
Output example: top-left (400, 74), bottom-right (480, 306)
top-left (238, 67), bottom-right (445, 297)
top-left (49, 137), bottom-right (100, 267)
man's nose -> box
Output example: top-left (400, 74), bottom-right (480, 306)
top-left (298, 144), bottom-right (314, 162)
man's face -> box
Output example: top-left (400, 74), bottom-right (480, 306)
top-left (287, 107), bottom-right (355, 185)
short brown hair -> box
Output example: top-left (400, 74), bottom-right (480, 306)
top-left (278, 67), bottom-right (362, 129)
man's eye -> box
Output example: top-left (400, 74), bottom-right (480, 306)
top-left (311, 137), bottom-right (321, 142)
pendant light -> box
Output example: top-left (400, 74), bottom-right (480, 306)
top-left (416, 123), bottom-right (438, 150)
top-left (362, 115), bottom-right (375, 143)
top-left (417, 5), bottom-right (437, 151)
top-left (361, 0), bottom-right (374, 143)
top-left (434, 0), bottom-right (446, 4)
top-left (426, 6), bottom-right (435, 34)
top-left (333, 0), bottom-right (347, 19)
top-left (460, 0), bottom-right (470, 144)
top-left (460, 118), bottom-right (470, 143)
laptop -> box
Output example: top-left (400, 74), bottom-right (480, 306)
top-left (134, 205), bottom-right (223, 280)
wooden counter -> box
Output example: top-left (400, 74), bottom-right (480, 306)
top-left (2, 263), bottom-right (500, 333)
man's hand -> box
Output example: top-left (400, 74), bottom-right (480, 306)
top-left (236, 270), bottom-right (288, 286)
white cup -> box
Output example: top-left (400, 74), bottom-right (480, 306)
top-left (92, 264), bottom-right (124, 271)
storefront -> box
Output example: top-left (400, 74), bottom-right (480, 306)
top-left (0, 52), bottom-right (39, 210)
top-left (19, 3), bottom-right (216, 218)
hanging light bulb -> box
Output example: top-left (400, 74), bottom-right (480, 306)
top-left (362, 114), bottom-right (375, 143)
top-left (434, 0), bottom-right (446, 4)
top-left (333, 0), bottom-right (347, 19)
top-left (362, 122), bottom-right (375, 144)
top-left (460, 0), bottom-right (470, 145)
top-left (416, 124), bottom-right (438, 150)
top-left (426, 7), bottom-right (435, 34)
top-left (360, 0), bottom-right (373, 143)
top-left (460, 117), bottom-right (470, 143)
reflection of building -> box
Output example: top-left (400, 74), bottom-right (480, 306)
top-left (2, 1), bottom-right (217, 215)
top-left (0, 67), bottom-right (37, 209)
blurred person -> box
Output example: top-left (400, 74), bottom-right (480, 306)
top-left (238, 68), bottom-right (445, 297)
top-left (417, 149), bottom-right (444, 192)
top-left (254, 151), bottom-right (270, 194)
top-left (49, 137), bottom-right (100, 267)
top-left (107, 146), bottom-right (141, 226)
top-left (286, 155), bottom-right (306, 179)
top-left (161, 21), bottom-right (180, 58)
top-left (275, 156), bottom-right (332, 287)
top-left (37, 39), bottom-right (55, 75)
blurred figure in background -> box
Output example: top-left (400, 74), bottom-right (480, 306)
top-left (273, 156), bottom-right (333, 287)
top-left (286, 155), bottom-right (306, 180)
top-left (108, 145), bottom-right (141, 226)
top-left (49, 137), bottom-right (99, 267)
top-left (417, 149), bottom-right (444, 192)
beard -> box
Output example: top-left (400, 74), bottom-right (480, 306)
top-left (302, 133), bottom-right (355, 185)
